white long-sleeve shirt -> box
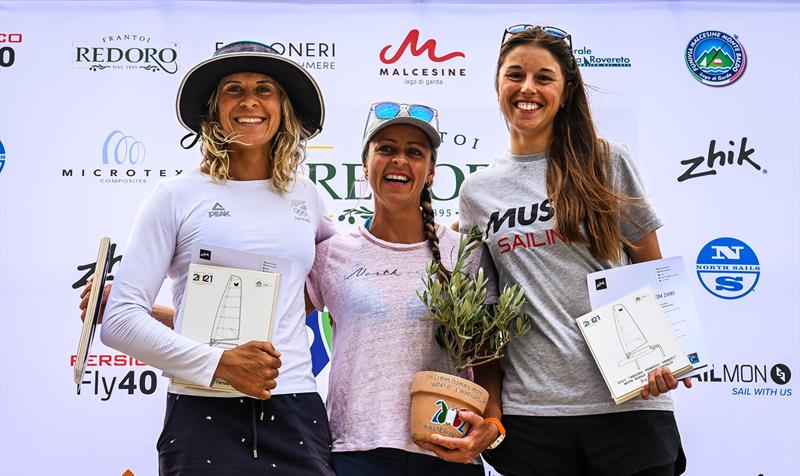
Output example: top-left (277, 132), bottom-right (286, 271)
top-left (101, 169), bottom-right (336, 397)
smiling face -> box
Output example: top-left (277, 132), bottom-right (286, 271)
top-left (497, 45), bottom-right (565, 152)
top-left (216, 72), bottom-right (282, 150)
top-left (364, 124), bottom-right (435, 214)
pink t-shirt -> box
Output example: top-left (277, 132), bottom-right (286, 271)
top-left (306, 225), bottom-right (496, 455)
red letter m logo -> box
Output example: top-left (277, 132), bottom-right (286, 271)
top-left (380, 29), bottom-right (465, 64)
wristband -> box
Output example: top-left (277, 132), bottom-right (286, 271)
top-left (484, 417), bottom-right (506, 450)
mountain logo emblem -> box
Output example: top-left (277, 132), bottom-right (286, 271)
top-left (686, 31), bottom-right (746, 87)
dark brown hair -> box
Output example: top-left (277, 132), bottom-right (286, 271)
top-left (363, 130), bottom-right (449, 279)
top-left (495, 27), bottom-right (641, 262)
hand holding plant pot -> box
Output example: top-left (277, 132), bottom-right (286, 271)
top-left (410, 226), bottom-right (531, 449)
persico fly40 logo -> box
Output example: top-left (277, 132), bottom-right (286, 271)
top-left (686, 31), bottom-right (746, 86)
top-left (696, 237), bottom-right (760, 299)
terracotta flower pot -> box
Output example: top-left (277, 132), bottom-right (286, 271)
top-left (409, 370), bottom-right (489, 444)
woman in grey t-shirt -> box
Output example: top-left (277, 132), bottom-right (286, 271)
top-left (452, 26), bottom-right (693, 476)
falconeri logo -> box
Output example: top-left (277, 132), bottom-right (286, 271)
top-left (685, 31), bottom-right (746, 86)
top-left (215, 41), bottom-right (336, 71)
top-left (72, 34), bottom-right (179, 74)
top-left (695, 237), bottom-right (760, 299)
top-left (61, 130), bottom-right (182, 184)
top-left (378, 29), bottom-right (466, 86)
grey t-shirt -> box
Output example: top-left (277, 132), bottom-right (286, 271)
top-left (459, 143), bottom-right (672, 416)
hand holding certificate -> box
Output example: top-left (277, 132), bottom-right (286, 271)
top-left (576, 287), bottom-right (692, 404)
top-left (172, 263), bottom-right (281, 394)
top-left (586, 256), bottom-right (711, 378)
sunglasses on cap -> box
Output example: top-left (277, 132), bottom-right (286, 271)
top-left (501, 24), bottom-right (572, 50)
top-left (371, 102), bottom-right (437, 123)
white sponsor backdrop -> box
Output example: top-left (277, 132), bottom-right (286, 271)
top-left (1, 1), bottom-right (798, 475)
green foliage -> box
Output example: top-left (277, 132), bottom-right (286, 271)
top-left (417, 226), bottom-right (532, 373)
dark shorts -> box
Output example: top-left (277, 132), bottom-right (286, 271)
top-left (484, 410), bottom-right (686, 476)
top-left (157, 392), bottom-right (334, 476)
top-left (332, 447), bottom-right (485, 476)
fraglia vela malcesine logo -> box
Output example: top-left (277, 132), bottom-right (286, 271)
top-left (685, 31), bottom-right (746, 86)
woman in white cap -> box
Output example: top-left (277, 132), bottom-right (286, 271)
top-left (99, 41), bottom-right (336, 475)
top-left (305, 102), bottom-right (499, 475)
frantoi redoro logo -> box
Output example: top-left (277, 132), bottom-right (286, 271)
top-left (696, 237), bottom-right (760, 299)
top-left (686, 31), bottom-right (746, 86)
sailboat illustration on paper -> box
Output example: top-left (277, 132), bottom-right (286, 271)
top-left (209, 275), bottom-right (243, 349)
top-left (614, 303), bottom-right (663, 369)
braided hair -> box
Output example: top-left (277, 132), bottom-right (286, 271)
top-left (420, 181), bottom-right (451, 281)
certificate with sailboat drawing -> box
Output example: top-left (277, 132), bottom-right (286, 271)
top-left (173, 263), bottom-right (280, 392)
top-left (576, 286), bottom-right (692, 404)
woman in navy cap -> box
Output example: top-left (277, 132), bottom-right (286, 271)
top-left (98, 41), bottom-right (336, 475)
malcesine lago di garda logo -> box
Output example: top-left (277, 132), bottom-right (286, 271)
top-left (696, 237), bottom-right (760, 299)
top-left (686, 31), bottom-right (746, 86)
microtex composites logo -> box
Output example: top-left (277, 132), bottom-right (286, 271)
top-left (215, 41), bottom-right (335, 71)
top-left (696, 237), bottom-right (760, 299)
top-left (72, 34), bottom-right (179, 73)
top-left (0, 32), bottom-right (22, 68)
top-left (693, 363), bottom-right (793, 398)
top-left (572, 44), bottom-right (632, 68)
top-left (61, 130), bottom-right (182, 184)
top-left (678, 137), bottom-right (764, 182)
top-left (686, 31), bottom-right (746, 86)
top-left (378, 29), bottom-right (466, 86)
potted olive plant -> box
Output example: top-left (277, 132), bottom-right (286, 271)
top-left (410, 226), bottom-right (531, 444)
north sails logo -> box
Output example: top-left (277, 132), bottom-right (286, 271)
top-left (209, 202), bottom-right (230, 218)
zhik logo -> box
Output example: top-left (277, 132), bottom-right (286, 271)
top-left (678, 137), bottom-right (763, 182)
top-left (380, 29), bottom-right (464, 64)
top-left (208, 202), bottom-right (231, 218)
top-left (199, 249), bottom-right (212, 260)
top-left (594, 278), bottom-right (607, 290)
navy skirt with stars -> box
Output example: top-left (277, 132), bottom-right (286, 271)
top-left (157, 392), bottom-right (334, 476)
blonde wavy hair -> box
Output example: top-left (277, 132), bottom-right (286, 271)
top-left (199, 82), bottom-right (309, 193)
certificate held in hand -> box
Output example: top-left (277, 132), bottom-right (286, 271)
top-left (73, 237), bottom-right (113, 393)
